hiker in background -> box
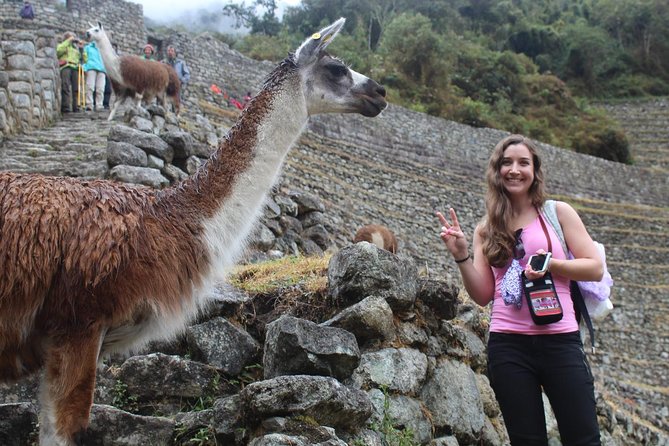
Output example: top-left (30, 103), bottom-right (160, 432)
top-left (57, 32), bottom-right (87, 113)
top-left (83, 37), bottom-right (106, 111)
top-left (435, 134), bottom-right (603, 445)
top-left (19, 1), bottom-right (35, 19)
top-left (243, 91), bottom-right (252, 108)
top-left (141, 43), bottom-right (156, 60)
top-left (103, 43), bottom-right (119, 110)
top-left (165, 45), bottom-right (190, 97)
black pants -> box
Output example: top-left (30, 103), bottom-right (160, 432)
top-left (60, 67), bottom-right (76, 112)
top-left (487, 331), bottom-right (600, 446)
top-left (103, 75), bottom-right (112, 108)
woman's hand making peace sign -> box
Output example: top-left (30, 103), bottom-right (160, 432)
top-left (436, 208), bottom-right (470, 262)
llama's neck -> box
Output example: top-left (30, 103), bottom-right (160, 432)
top-left (96, 33), bottom-right (122, 82)
top-left (160, 64), bottom-right (308, 278)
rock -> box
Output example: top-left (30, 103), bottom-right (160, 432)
top-left (350, 348), bottom-right (428, 394)
top-left (186, 317), bottom-right (261, 376)
top-left (0, 403), bottom-right (37, 446)
top-left (241, 375), bottom-right (372, 430)
top-left (108, 165), bottom-right (169, 188)
top-left (328, 242), bottom-right (418, 312)
top-left (78, 404), bottom-right (175, 446)
top-left (263, 315), bottom-right (360, 380)
top-left (321, 295), bottom-right (396, 347)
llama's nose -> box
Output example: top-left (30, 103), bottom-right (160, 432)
top-left (376, 85), bottom-right (386, 98)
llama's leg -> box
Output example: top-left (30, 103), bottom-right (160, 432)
top-left (134, 92), bottom-right (143, 109)
top-left (158, 91), bottom-right (167, 109)
top-left (39, 329), bottom-right (102, 446)
top-left (0, 337), bottom-right (44, 382)
top-left (107, 97), bottom-right (122, 121)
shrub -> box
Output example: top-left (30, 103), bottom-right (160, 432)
top-left (570, 124), bottom-right (632, 163)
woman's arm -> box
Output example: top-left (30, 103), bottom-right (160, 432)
top-left (548, 201), bottom-right (603, 281)
top-left (460, 225), bottom-right (496, 306)
top-left (437, 210), bottom-right (495, 306)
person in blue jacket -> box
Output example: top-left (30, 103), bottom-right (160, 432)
top-left (165, 45), bottom-right (190, 98)
top-left (82, 39), bottom-right (107, 111)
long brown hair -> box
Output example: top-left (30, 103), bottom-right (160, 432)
top-left (481, 134), bottom-right (546, 267)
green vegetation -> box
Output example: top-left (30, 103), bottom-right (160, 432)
top-left (216, 0), bottom-right (669, 163)
top-left (111, 379), bottom-right (139, 413)
top-left (226, 363), bottom-right (263, 389)
top-left (185, 373), bottom-right (221, 412)
top-left (369, 385), bottom-right (418, 446)
top-left (174, 425), bottom-right (217, 446)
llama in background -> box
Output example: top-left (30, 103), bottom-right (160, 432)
top-left (354, 224), bottom-right (398, 253)
top-left (0, 18), bottom-right (386, 445)
top-left (86, 22), bottom-right (177, 120)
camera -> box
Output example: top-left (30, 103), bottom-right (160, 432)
top-left (529, 252), bottom-right (552, 273)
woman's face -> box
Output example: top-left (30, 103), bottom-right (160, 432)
top-left (499, 143), bottom-right (534, 196)
top-left (144, 47), bottom-right (152, 56)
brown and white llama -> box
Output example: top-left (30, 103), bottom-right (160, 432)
top-left (354, 224), bottom-right (398, 254)
top-left (0, 18), bottom-right (386, 445)
top-left (85, 22), bottom-right (178, 121)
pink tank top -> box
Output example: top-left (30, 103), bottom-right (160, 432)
top-left (489, 213), bottom-right (578, 334)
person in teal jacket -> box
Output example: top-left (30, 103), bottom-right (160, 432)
top-left (57, 32), bottom-right (86, 112)
top-left (82, 41), bottom-right (107, 111)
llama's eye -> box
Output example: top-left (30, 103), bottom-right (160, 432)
top-left (326, 64), bottom-right (348, 78)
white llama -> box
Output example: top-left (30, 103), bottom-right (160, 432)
top-left (0, 18), bottom-right (386, 445)
top-left (86, 22), bottom-right (173, 121)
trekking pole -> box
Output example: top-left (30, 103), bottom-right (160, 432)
top-left (78, 64), bottom-right (86, 110)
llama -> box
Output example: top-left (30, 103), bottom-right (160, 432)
top-left (354, 224), bottom-right (398, 254)
top-left (0, 18), bottom-right (385, 445)
top-left (86, 22), bottom-right (176, 121)
top-left (109, 63), bottom-right (181, 116)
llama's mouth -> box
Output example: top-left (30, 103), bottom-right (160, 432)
top-left (360, 97), bottom-right (387, 117)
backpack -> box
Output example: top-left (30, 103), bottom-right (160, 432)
top-left (541, 200), bottom-right (614, 352)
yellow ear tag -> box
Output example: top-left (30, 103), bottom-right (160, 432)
top-left (312, 33), bottom-right (321, 40)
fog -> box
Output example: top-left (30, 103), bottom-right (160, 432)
top-left (131, 0), bottom-right (301, 34)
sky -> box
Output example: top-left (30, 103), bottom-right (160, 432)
top-left (130, 0), bottom-right (302, 23)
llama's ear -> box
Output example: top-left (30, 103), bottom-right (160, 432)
top-left (98, 21), bottom-right (103, 30)
top-left (295, 17), bottom-right (345, 65)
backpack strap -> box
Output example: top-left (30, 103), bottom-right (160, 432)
top-left (541, 200), bottom-right (596, 353)
top-left (541, 200), bottom-right (568, 256)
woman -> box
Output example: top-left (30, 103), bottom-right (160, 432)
top-left (83, 39), bottom-right (107, 111)
top-left (141, 43), bottom-right (156, 60)
top-left (436, 134), bottom-right (602, 445)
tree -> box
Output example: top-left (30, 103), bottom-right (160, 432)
top-left (377, 13), bottom-right (450, 87)
top-left (222, 0), bottom-right (281, 36)
top-left (560, 20), bottom-right (624, 93)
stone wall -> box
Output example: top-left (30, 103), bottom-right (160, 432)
top-left (0, 28), bottom-right (60, 138)
top-left (0, 0), bottom-right (145, 54)
top-left (0, 0), bottom-right (146, 136)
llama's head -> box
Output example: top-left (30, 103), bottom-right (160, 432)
top-left (293, 18), bottom-right (387, 117)
top-left (85, 22), bottom-right (107, 44)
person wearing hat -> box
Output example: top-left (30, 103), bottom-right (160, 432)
top-left (57, 32), bottom-right (87, 113)
top-left (141, 43), bottom-right (156, 60)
